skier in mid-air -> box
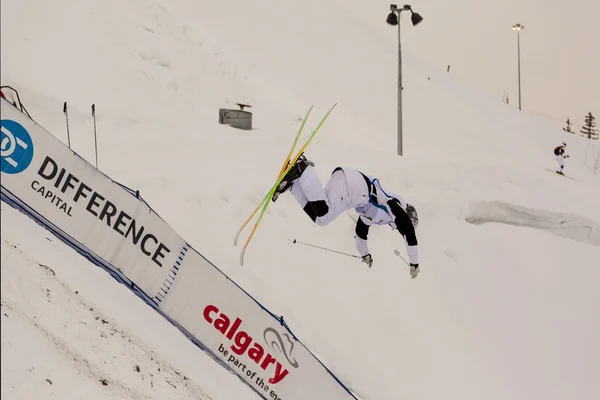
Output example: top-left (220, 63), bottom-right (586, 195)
top-left (553, 142), bottom-right (568, 175)
top-left (273, 154), bottom-right (420, 279)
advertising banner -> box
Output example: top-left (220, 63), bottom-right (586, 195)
top-left (1, 100), bottom-right (186, 298)
top-left (159, 250), bottom-right (355, 400)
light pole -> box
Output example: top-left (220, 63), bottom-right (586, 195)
top-left (512, 23), bottom-right (524, 111)
top-left (386, 4), bottom-right (423, 156)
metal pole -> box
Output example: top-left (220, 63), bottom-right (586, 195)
top-left (63, 102), bottom-right (71, 149)
top-left (289, 239), bottom-right (361, 259)
top-left (92, 104), bottom-right (98, 168)
top-left (517, 30), bottom-right (522, 111)
top-left (397, 11), bottom-right (403, 156)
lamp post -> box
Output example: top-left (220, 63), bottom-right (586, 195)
top-left (386, 4), bottom-right (423, 156)
top-left (512, 23), bottom-right (524, 111)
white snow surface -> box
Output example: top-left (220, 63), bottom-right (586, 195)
top-left (2, 0), bottom-right (600, 399)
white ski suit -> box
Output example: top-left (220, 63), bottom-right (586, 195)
top-left (554, 144), bottom-right (567, 173)
top-left (290, 166), bottom-right (419, 266)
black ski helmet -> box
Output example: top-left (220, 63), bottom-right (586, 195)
top-left (406, 204), bottom-right (418, 228)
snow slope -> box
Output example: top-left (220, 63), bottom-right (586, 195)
top-left (1, 202), bottom-right (260, 400)
top-left (2, 0), bottom-right (600, 399)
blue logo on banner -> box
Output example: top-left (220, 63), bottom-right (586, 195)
top-left (1, 119), bottom-right (34, 174)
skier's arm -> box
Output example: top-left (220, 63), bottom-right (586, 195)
top-left (387, 199), bottom-right (419, 265)
top-left (354, 216), bottom-right (371, 257)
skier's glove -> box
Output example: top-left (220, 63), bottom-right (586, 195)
top-left (410, 263), bottom-right (420, 279)
top-left (362, 254), bottom-right (373, 268)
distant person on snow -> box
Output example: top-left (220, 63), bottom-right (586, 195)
top-left (553, 142), bottom-right (569, 175)
top-left (272, 154), bottom-right (420, 279)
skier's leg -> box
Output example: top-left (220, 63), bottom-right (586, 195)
top-left (288, 166), bottom-right (353, 225)
top-left (291, 167), bottom-right (351, 225)
top-left (557, 155), bottom-right (565, 173)
top-left (294, 166), bottom-right (330, 221)
top-left (288, 181), bottom-right (325, 223)
top-left (290, 183), bottom-right (308, 208)
top-left (314, 169), bottom-right (352, 227)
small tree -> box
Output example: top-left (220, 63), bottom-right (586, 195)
top-left (562, 117), bottom-right (574, 133)
top-left (580, 112), bottom-right (598, 139)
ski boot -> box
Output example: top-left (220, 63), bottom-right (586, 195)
top-left (272, 154), bottom-right (314, 202)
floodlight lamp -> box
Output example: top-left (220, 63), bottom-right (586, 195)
top-left (411, 12), bottom-right (423, 26)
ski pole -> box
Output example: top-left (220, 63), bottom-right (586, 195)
top-left (92, 104), bottom-right (98, 168)
top-left (289, 238), bottom-right (361, 259)
top-left (393, 249), bottom-right (410, 266)
top-left (63, 102), bottom-right (71, 149)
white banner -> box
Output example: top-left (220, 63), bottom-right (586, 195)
top-left (159, 250), bottom-right (355, 400)
top-left (1, 100), bottom-right (186, 298)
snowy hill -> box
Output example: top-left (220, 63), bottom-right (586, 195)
top-left (2, 0), bottom-right (600, 399)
